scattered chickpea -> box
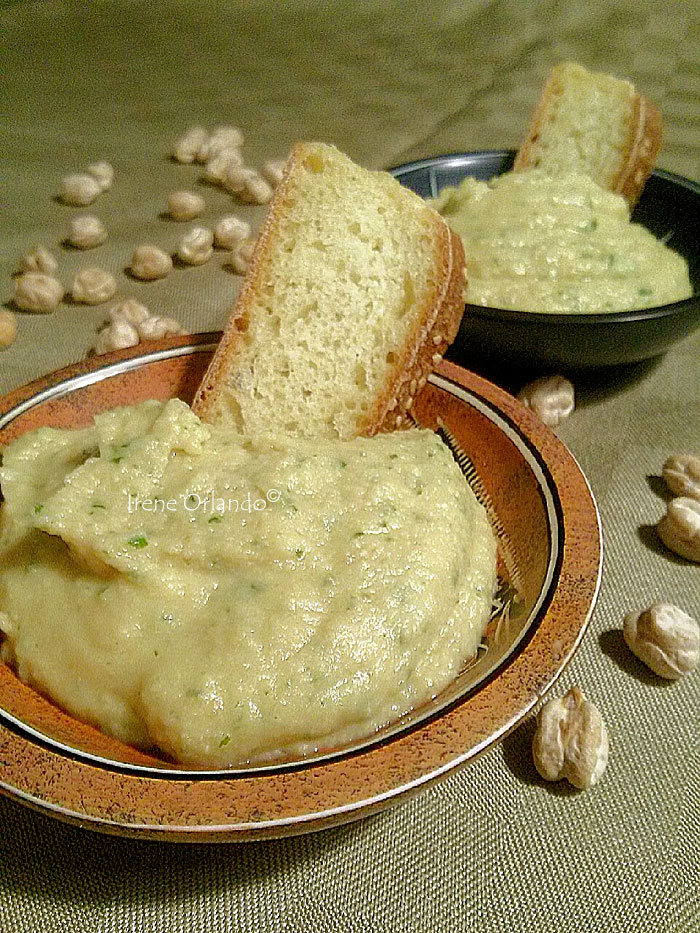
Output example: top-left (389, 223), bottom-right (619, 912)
top-left (94, 300), bottom-right (186, 354)
top-left (58, 173), bottom-right (101, 207)
top-left (137, 315), bottom-right (187, 341)
top-left (532, 686), bottom-right (609, 790)
top-left (67, 215), bottom-right (108, 249)
top-left (13, 272), bottom-right (64, 312)
top-left (213, 215), bottom-right (251, 250)
top-left (177, 226), bottom-right (214, 265)
top-left (86, 161), bottom-right (114, 192)
top-left (623, 603), bottom-right (700, 679)
top-left (224, 167), bottom-right (273, 204)
top-left (72, 267), bottom-right (117, 305)
top-left (227, 238), bottom-right (256, 275)
top-left (0, 309), bottom-right (18, 348)
top-left (224, 166), bottom-right (257, 195)
top-left (213, 124), bottom-right (244, 146)
top-left (199, 125), bottom-right (244, 162)
top-left (172, 125), bottom-right (208, 164)
top-left (167, 190), bottom-right (206, 222)
top-left (18, 245), bottom-right (58, 275)
top-left (244, 174), bottom-right (274, 203)
top-left (108, 298), bottom-right (150, 326)
top-left (518, 375), bottom-right (575, 427)
top-left (203, 148), bottom-right (244, 185)
top-left (261, 159), bottom-right (285, 188)
top-left (130, 244), bottom-right (173, 281)
top-left (94, 319), bottom-right (140, 355)
top-left (657, 497), bottom-right (700, 563)
top-left (662, 454), bottom-right (700, 502)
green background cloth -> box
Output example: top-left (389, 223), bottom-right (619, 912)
top-left (1, 2), bottom-right (698, 931)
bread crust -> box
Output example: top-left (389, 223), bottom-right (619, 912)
top-left (512, 71), bottom-right (560, 173)
top-left (614, 94), bottom-right (663, 206)
top-left (363, 227), bottom-right (465, 435)
top-left (192, 143), bottom-right (466, 437)
top-left (513, 65), bottom-right (663, 208)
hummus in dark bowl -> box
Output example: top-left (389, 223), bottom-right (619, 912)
top-left (392, 150), bottom-right (700, 370)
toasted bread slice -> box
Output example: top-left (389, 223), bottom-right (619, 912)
top-left (514, 62), bottom-right (662, 207)
top-left (192, 142), bottom-right (465, 438)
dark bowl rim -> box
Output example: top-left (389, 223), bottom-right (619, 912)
top-left (390, 149), bottom-right (699, 326)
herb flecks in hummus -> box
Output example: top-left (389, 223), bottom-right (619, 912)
top-left (432, 169), bottom-right (692, 314)
top-left (0, 399), bottom-right (497, 767)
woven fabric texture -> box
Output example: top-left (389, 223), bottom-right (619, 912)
top-left (0, 2), bottom-right (698, 931)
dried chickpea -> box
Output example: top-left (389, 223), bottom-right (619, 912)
top-left (623, 603), bottom-right (699, 679)
top-left (261, 160), bottom-right (285, 188)
top-left (0, 310), bottom-right (18, 348)
top-left (227, 167), bottom-right (273, 204)
top-left (67, 215), bottom-right (108, 249)
top-left (130, 244), bottom-right (173, 281)
top-left (658, 497), bottom-right (700, 563)
top-left (86, 161), bottom-right (114, 192)
top-left (213, 124), bottom-right (244, 145)
top-left (94, 319), bottom-right (140, 355)
top-left (213, 215), bottom-right (251, 250)
top-left (199, 125), bottom-right (244, 162)
top-left (137, 315), bottom-right (187, 341)
top-left (58, 173), bottom-right (101, 207)
top-left (203, 148), bottom-right (244, 185)
top-left (532, 686), bottom-right (608, 790)
top-left (13, 272), bottom-right (64, 312)
top-left (177, 227), bottom-right (214, 265)
top-left (108, 298), bottom-right (150, 326)
top-left (227, 238), bottom-right (256, 275)
top-left (518, 375), bottom-right (575, 427)
top-left (167, 190), bottom-right (206, 221)
top-left (223, 166), bottom-right (257, 195)
top-left (662, 454), bottom-right (700, 502)
top-left (172, 125), bottom-right (208, 164)
top-left (72, 267), bottom-right (117, 305)
top-left (243, 174), bottom-right (274, 204)
top-left (18, 246), bottom-right (58, 275)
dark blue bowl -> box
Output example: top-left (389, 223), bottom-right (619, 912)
top-left (391, 151), bottom-right (700, 370)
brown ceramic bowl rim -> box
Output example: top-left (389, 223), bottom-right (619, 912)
top-left (0, 335), bottom-right (602, 841)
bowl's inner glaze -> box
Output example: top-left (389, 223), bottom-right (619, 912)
top-left (0, 344), bottom-right (559, 776)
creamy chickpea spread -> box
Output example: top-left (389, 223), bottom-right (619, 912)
top-left (433, 169), bottom-right (692, 314)
top-left (0, 399), bottom-right (497, 767)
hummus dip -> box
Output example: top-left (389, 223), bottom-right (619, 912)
top-left (432, 169), bottom-right (692, 314)
top-left (0, 399), bottom-right (497, 767)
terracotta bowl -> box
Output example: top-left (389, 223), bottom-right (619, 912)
top-left (0, 335), bottom-right (602, 841)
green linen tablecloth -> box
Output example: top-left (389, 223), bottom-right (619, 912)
top-left (1, 2), bottom-right (698, 931)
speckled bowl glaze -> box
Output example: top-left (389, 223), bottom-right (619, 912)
top-left (0, 335), bottom-right (602, 841)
